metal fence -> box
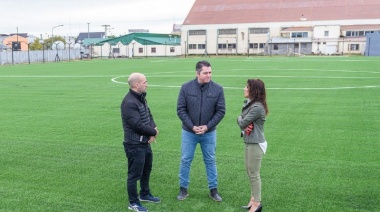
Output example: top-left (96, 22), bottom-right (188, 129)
top-left (0, 49), bottom-right (83, 65)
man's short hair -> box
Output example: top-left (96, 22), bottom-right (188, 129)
top-left (196, 60), bottom-right (211, 73)
top-left (128, 73), bottom-right (143, 88)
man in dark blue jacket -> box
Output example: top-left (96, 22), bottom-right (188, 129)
top-left (121, 73), bottom-right (160, 212)
top-left (176, 60), bottom-right (226, 202)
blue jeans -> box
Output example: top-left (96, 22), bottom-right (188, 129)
top-left (179, 129), bottom-right (218, 189)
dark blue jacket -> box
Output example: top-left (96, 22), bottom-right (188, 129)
top-left (177, 78), bottom-right (226, 133)
top-left (121, 89), bottom-right (157, 145)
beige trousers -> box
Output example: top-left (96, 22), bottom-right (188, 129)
top-left (245, 143), bottom-right (263, 202)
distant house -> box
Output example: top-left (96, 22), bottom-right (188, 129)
top-left (0, 43), bottom-right (8, 52)
top-left (1, 34), bottom-right (29, 51)
top-left (75, 32), bottom-right (105, 44)
top-left (171, 24), bottom-right (182, 36)
top-left (10, 33), bottom-right (28, 38)
top-left (129, 29), bottom-right (149, 33)
top-left (88, 33), bottom-right (181, 58)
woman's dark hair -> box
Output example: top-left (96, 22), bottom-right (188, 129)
top-left (247, 79), bottom-right (269, 115)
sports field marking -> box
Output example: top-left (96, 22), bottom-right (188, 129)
top-left (0, 76), bottom-right (116, 78)
top-left (111, 75), bottom-right (380, 90)
top-left (231, 68), bottom-right (380, 74)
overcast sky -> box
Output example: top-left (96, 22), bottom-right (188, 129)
top-left (2, 0), bottom-right (195, 39)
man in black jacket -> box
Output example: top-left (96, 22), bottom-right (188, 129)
top-left (176, 61), bottom-right (226, 202)
top-left (121, 73), bottom-right (160, 212)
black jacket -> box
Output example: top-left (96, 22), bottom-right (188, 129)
top-left (177, 78), bottom-right (226, 133)
top-left (121, 89), bottom-right (157, 145)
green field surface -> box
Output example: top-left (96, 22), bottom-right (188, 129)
top-left (1, 56), bottom-right (379, 211)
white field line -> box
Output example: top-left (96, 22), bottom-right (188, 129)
top-left (111, 76), bottom-right (380, 90)
top-left (1, 75), bottom-right (378, 90)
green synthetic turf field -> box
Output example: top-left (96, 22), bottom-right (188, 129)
top-left (1, 56), bottom-right (379, 212)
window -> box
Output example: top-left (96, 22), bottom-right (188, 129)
top-left (170, 47), bottom-right (175, 53)
top-left (291, 32), bottom-right (308, 38)
top-left (346, 31), bottom-right (370, 37)
top-left (250, 28), bottom-right (269, 34)
top-left (273, 44), bottom-right (278, 50)
top-left (227, 43), bottom-right (236, 49)
top-left (189, 30), bottom-right (206, 36)
top-left (113, 48), bottom-right (120, 53)
top-left (324, 31), bottom-right (329, 37)
top-left (219, 29), bottom-right (236, 35)
top-left (139, 48), bottom-right (143, 53)
top-left (151, 47), bottom-right (156, 53)
top-left (218, 44), bottom-right (227, 49)
top-left (198, 44), bottom-right (206, 49)
top-left (350, 44), bottom-right (359, 51)
top-left (188, 44), bottom-right (196, 49)
top-left (294, 43), bottom-right (299, 48)
top-left (250, 43), bottom-right (265, 48)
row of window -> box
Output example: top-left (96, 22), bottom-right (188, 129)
top-left (187, 43), bottom-right (266, 49)
top-left (112, 47), bottom-right (176, 53)
top-left (187, 43), bottom-right (361, 51)
top-left (189, 28), bottom-right (270, 36)
top-left (271, 43), bottom-right (360, 50)
top-left (191, 29), bottom-right (380, 38)
top-left (345, 30), bottom-right (380, 37)
top-left (291, 32), bottom-right (309, 38)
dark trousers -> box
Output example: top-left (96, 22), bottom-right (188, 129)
top-left (123, 143), bottom-right (153, 204)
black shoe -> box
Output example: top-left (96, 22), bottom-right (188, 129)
top-left (241, 205), bottom-right (251, 210)
top-left (177, 187), bottom-right (188, 201)
top-left (139, 193), bottom-right (161, 203)
top-left (253, 204), bottom-right (262, 212)
top-left (209, 188), bottom-right (222, 202)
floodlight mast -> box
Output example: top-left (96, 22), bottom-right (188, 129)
top-left (51, 25), bottom-right (64, 40)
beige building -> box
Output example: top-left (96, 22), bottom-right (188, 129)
top-left (181, 0), bottom-right (380, 56)
top-left (2, 35), bottom-right (29, 51)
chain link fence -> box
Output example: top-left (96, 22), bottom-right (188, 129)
top-left (0, 49), bottom-right (84, 65)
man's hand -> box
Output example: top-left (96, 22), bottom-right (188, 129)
top-left (193, 125), bottom-right (208, 135)
top-left (154, 127), bottom-right (159, 137)
top-left (148, 136), bottom-right (156, 144)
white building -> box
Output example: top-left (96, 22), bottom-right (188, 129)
top-left (181, 0), bottom-right (380, 56)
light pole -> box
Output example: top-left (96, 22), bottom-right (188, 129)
top-left (42, 42), bottom-right (45, 63)
top-left (132, 41), bottom-right (135, 58)
top-left (51, 24), bottom-right (63, 49)
top-left (23, 41), bottom-right (31, 64)
top-left (87, 23), bottom-right (90, 39)
top-left (52, 24), bottom-right (63, 39)
top-left (7, 42), bottom-right (14, 65)
top-left (68, 37), bottom-right (72, 61)
top-left (226, 40), bottom-right (228, 58)
top-left (184, 41), bottom-right (187, 58)
top-left (317, 38), bottom-right (320, 51)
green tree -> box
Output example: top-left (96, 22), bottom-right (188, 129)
top-left (29, 38), bottom-right (43, 50)
top-left (43, 36), bottom-right (67, 50)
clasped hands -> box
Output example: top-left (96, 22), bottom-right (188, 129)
top-left (148, 127), bottom-right (159, 144)
top-left (193, 125), bottom-right (208, 135)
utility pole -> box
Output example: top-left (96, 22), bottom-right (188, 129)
top-left (101, 24), bottom-right (111, 37)
top-left (87, 23), bottom-right (90, 39)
